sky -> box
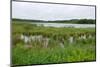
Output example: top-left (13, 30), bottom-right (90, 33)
top-left (12, 1), bottom-right (95, 21)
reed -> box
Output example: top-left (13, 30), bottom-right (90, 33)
top-left (12, 21), bottom-right (96, 65)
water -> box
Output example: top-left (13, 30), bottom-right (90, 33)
top-left (31, 22), bottom-right (95, 28)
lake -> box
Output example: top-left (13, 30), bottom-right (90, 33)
top-left (31, 22), bottom-right (95, 28)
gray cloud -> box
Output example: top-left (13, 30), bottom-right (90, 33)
top-left (12, 1), bottom-right (95, 20)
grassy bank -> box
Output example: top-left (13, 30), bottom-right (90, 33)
top-left (12, 21), bottom-right (96, 66)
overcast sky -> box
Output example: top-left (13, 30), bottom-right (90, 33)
top-left (12, 1), bottom-right (95, 21)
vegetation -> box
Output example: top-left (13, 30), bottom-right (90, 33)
top-left (77, 19), bottom-right (95, 24)
top-left (12, 18), bottom-right (95, 24)
top-left (12, 20), bottom-right (96, 66)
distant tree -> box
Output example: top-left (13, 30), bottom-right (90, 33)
top-left (77, 19), bottom-right (95, 24)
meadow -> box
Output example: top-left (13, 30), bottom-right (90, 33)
top-left (12, 20), bottom-right (96, 66)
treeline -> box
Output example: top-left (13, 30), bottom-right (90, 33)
top-left (48, 19), bottom-right (95, 24)
top-left (12, 18), bottom-right (44, 22)
top-left (12, 18), bottom-right (95, 24)
top-left (75, 19), bottom-right (95, 24)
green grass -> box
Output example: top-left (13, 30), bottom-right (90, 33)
top-left (12, 41), bottom-right (95, 65)
top-left (12, 20), bottom-right (96, 65)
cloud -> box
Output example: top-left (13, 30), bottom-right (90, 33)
top-left (12, 1), bottom-right (95, 20)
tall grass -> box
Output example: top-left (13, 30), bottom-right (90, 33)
top-left (12, 21), bottom-right (96, 65)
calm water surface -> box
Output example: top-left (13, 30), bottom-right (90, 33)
top-left (31, 22), bottom-right (95, 28)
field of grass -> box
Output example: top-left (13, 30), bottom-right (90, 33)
top-left (12, 20), bottom-right (96, 66)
